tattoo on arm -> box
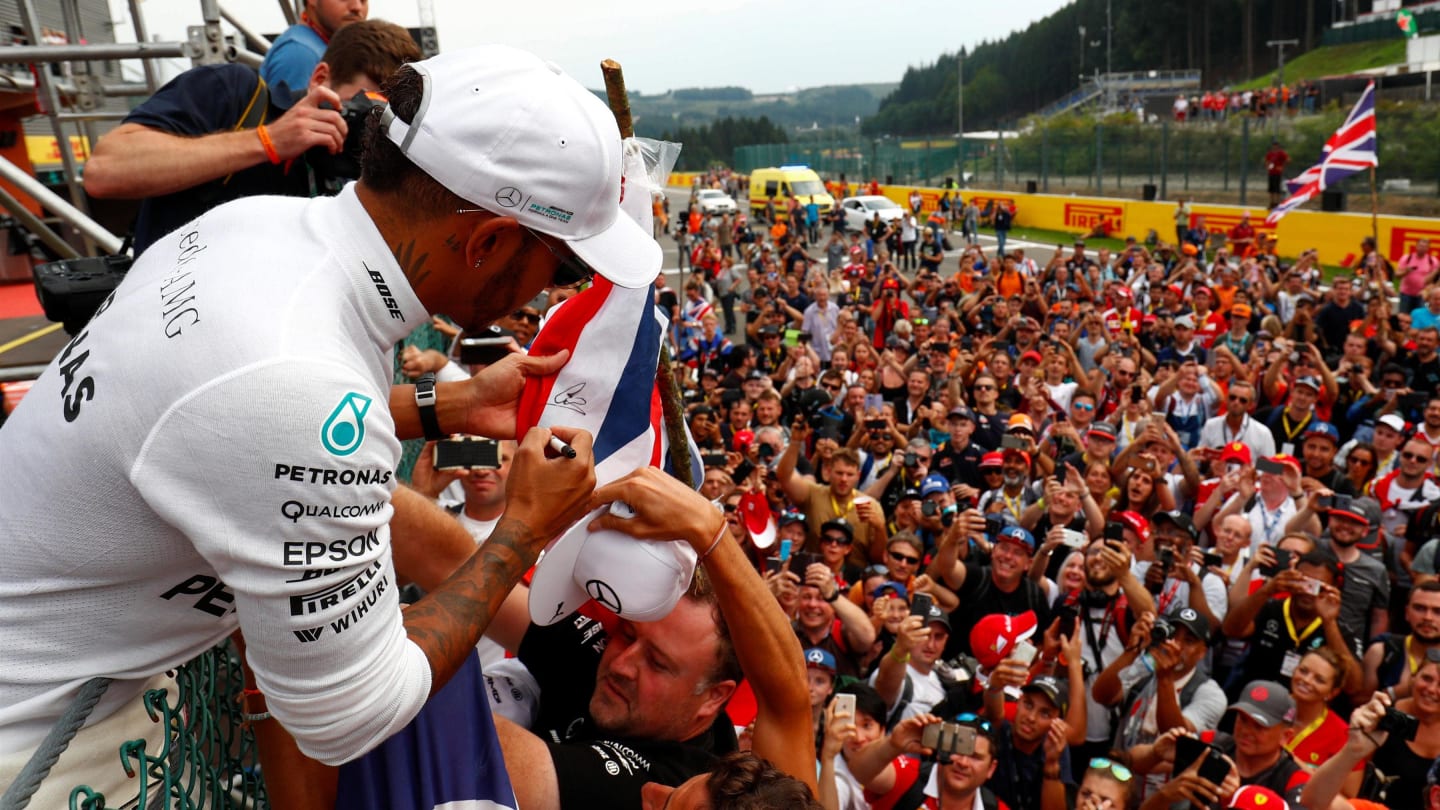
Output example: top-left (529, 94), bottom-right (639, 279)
top-left (401, 518), bottom-right (539, 695)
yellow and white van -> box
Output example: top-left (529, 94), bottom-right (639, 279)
top-left (747, 166), bottom-right (834, 221)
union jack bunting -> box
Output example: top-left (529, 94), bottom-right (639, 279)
top-left (1267, 81), bottom-right (1377, 225)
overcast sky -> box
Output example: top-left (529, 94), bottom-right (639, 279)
top-left (112, 0), bottom-right (1071, 93)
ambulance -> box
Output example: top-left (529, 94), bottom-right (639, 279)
top-left (747, 166), bottom-right (834, 222)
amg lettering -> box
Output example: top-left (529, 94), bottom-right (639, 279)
top-left (366, 265), bottom-right (406, 321)
top-left (328, 576), bottom-right (388, 634)
top-left (294, 626), bottom-right (324, 642)
top-left (282, 529), bottom-right (382, 566)
top-left (289, 560), bottom-right (383, 616)
top-left (159, 270), bottom-right (201, 339)
top-left (272, 464), bottom-right (393, 486)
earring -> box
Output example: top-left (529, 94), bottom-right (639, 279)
top-left (473, 258), bottom-right (484, 268)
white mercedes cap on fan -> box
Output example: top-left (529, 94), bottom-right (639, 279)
top-left (379, 44), bottom-right (660, 288)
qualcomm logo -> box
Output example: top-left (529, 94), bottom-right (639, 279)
top-left (321, 392), bottom-right (371, 456)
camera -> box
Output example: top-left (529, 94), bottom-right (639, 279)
top-left (904, 452), bottom-right (921, 468)
top-left (984, 515), bottom-right (1005, 538)
top-left (1157, 547), bottom-right (1175, 570)
top-left (1377, 707), bottom-right (1420, 742)
top-left (1150, 617), bottom-right (1175, 647)
top-left (308, 89), bottom-right (388, 195)
top-left (33, 254), bottom-right (132, 335)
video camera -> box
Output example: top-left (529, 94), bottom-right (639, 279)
top-left (33, 254), bottom-right (132, 335)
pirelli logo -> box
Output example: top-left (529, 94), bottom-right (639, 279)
top-left (1389, 227), bottom-right (1440, 261)
top-left (1063, 202), bottom-right (1123, 231)
top-left (971, 195), bottom-right (1016, 212)
top-left (1189, 210), bottom-right (1273, 235)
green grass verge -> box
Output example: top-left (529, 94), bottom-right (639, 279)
top-left (1232, 40), bottom-right (1406, 90)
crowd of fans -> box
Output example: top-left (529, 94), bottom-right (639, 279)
top-left (547, 175), bottom-right (1440, 809)
top-left (177, 131), bottom-right (1437, 805)
top-left (1173, 82), bottom-right (1324, 122)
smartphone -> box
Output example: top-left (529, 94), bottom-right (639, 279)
top-left (702, 451), bottom-right (728, 468)
top-left (1060, 529), bottom-right (1088, 549)
top-left (921, 722), bottom-right (977, 758)
top-left (778, 539), bottom-right (793, 563)
top-left (1158, 547), bottom-right (1176, 570)
top-left (864, 394), bottom-right (886, 411)
top-left (1259, 548), bottom-right (1293, 578)
top-left (832, 693), bottom-right (856, 720)
top-left (1130, 384), bottom-right (1144, 401)
top-left (1104, 522), bottom-right (1127, 543)
top-left (865, 419), bottom-right (888, 431)
top-left (730, 459), bottom-right (756, 484)
top-left (1196, 748), bottom-right (1231, 785)
top-left (960, 335), bottom-right (974, 351)
top-left (1054, 412), bottom-right (1067, 424)
top-left (1202, 550), bottom-right (1223, 568)
top-left (984, 515), bottom-right (1005, 538)
top-left (799, 332), bottom-right (813, 344)
top-left (1001, 434), bottom-right (1029, 450)
top-left (458, 335), bottom-right (513, 366)
top-left (793, 551), bottom-right (824, 574)
top-left (1172, 735), bottom-right (1210, 778)
top-left (1255, 457), bottom-right (1287, 476)
top-left (433, 437), bottom-right (501, 471)
top-left (1316, 495), bottom-right (1334, 510)
top-left (1012, 639), bottom-right (1038, 666)
top-left (1295, 576), bottom-right (1323, 596)
top-left (911, 593), bottom-right (935, 618)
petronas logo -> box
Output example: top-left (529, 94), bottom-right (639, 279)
top-left (321, 392), bottom-right (372, 456)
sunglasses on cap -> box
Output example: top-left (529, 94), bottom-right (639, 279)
top-left (1089, 758), bottom-right (1133, 782)
top-left (865, 564), bottom-right (890, 576)
top-left (953, 713), bottom-right (992, 731)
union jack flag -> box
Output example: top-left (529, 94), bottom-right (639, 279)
top-left (1267, 81), bottom-right (1377, 225)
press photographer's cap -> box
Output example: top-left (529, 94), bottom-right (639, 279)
top-left (528, 505), bottom-right (698, 625)
top-left (379, 45), bottom-right (660, 288)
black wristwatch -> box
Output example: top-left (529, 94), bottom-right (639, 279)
top-left (824, 588), bottom-right (841, 603)
top-left (415, 372), bottom-right (444, 441)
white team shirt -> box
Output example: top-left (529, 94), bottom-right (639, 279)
top-left (0, 186), bottom-right (431, 763)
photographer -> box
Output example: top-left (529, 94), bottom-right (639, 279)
top-left (1092, 608), bottom-right (1226, 767)
top-left (1222, 547), bottom-right (1362, 697)
top-left (84, 20), bottom-right (420, 256)
top-left (846, 714), bottom-right (1011, 810)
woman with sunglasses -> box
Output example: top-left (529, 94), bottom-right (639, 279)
top-left (1069, 758), bottom-right (1137, 810)
top-left (1343, 442), bottom-right (1379, 495)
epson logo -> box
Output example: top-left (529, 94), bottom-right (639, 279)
top-left (282, 529), bottom-right (381, 566)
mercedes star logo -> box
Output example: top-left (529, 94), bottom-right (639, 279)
top-left (495, 186), bottom-right (523, 208)
top-left (586, 579), bottom-right (623, 613)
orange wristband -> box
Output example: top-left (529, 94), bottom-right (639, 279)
top-left (256, 124), bottom-right (280, 165)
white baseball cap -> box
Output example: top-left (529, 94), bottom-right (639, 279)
top-left (528, 503), bottom-right (699, 626)
top-left (379, 45), bottom-right (660, 289)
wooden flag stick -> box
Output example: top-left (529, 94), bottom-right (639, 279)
top-left (600, 59), bottom-right (694, 488)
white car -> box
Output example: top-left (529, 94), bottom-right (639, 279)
top-left (696, 188), bottom-right (738, 215)
top-left (841, 195), bottom-right (905, 233)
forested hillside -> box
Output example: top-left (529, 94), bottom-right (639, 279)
top-left (865, 0), bottom-right (1356, 135)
